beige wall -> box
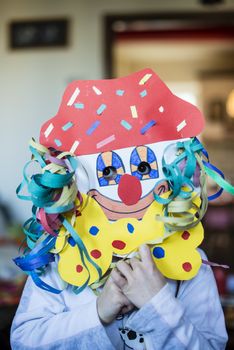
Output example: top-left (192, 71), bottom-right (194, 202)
top-left (1, 0), bottom-right (234, 221)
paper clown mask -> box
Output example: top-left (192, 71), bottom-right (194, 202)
top-left (17, 68), bottom-right (234, 295)
top-left (37, 69), bottom-right (205, 287)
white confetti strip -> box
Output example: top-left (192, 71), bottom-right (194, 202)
top-left (67, 87), bottom-right (80, 106)
top-left (130, 105), bottom-right (138, 119)
top-left (177, 120), bottom-right (187, 132)
top-left (70, 140), bottom-right (80, 153)
top-left (97, 135), bottom-right (115, 149)
top-left (159, 106), bottom-right (164, 113)
top-left (92, 86), bottom-right (102, 95)
top-left (139, 73), bottom-right (152, 85)
top-left (44, 123), bottom-right (54, 138)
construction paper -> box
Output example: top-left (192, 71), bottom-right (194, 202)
top-left (56, 191), bottom-right (203, 286)
top-left (40, 69), bottom-right (204, 156)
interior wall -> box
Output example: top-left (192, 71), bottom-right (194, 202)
top-left (1, 0), bottom-right (234, 222)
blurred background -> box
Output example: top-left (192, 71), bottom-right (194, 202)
top-left (0, 0), bottom-right (233, 349)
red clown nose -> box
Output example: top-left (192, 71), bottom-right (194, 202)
top-left (118, 174), bottom-right (142, 205)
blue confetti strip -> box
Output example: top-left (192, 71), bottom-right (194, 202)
top-left (54, 139), bottom-right (62, 147)
top-left (74, 103), bottom-right (84, 109)
top-left (116, 89), bottom-right (125, 96)
top-left (86, 120), bottom-right (101, 135)
top-left (140, 120), bottom-right (157, 135)
top-left (62, 121), bottom-right (74, 131)
top-left (120, 120), bottom-right (132, 130)
top-left (140, 89), bottom-right (147, 97)
top-left (97, 104), bottom-right (106, 115)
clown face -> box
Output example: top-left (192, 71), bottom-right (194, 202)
top-left (39, 68), bottom-right (205, 287)
top-left (75, 140), bottom-right (183, 221)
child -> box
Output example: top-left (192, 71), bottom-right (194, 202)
top-left (11, 69), bottom-right (231, 349)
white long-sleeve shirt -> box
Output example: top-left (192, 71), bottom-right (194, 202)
top-left (10, 250), bottom-right (228, 350)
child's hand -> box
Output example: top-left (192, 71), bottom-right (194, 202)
top-left (97, 273), bottom-right (134, 324)
top-left (113, 244), bottom-right (166, 309)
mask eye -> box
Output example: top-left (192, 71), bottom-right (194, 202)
top-left (97, 151), bottom-right (125, 186)
top-left (130, 146), bottom-right (159, 181)
top-left (137, 161), bottom-right (151, 175)
top-left (103, 166), bottom-right (117, 180)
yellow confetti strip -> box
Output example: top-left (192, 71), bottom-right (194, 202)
top-left (139, 73), bottom-right (152, 85)
top-left (130, 105), bottom-right (138, 119)
top-left (70, 140), bottom-right (80, 154)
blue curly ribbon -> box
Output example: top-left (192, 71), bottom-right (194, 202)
top-left (15, 139), bottom-right (104, 294)
top-left (193, 138), bottom-right (234, 200)
top-left (13, 235), bottom-right (62, 294)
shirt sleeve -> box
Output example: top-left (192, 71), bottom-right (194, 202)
top-left (125, 252), bottom-right (228, 350)
top-left (10, 265), bottom-right (115, 350)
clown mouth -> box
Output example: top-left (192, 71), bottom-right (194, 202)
top-left (88, 181), bottom-right (168, 221)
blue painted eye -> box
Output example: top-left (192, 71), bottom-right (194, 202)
top-left (97, 151), bottom-right (125, 186)
top-left (130, 146), bottom-right (159, 180)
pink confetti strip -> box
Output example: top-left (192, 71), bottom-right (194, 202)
top-left (96, 135), bottom-right (115, 149)
top-left (202, 259), bottom-right (229, 269)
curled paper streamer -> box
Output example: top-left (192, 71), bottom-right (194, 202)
top-left (14, 139), bottom-right (82, 293)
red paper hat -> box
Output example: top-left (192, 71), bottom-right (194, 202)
top-left (40, 69), bottom-right (204, 155)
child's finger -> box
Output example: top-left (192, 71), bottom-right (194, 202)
top-left (129, 257), bottom-right (140, 270)
top-left (138, 244), bottom-right (153, 266)
top-left (116, 260), bottom-right (133, 282)
top-left (111, 268), bottom-right (127, 289)
top-left (121, 304), bottom-right (134, 314)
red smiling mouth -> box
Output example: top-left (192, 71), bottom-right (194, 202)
top-left (87, 181), bottom-right (168, 221)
